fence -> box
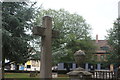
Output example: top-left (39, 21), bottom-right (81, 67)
top-left (90, 70), bottom-right (118, 80)
top-left (68, 70), bottom-right (119, 80)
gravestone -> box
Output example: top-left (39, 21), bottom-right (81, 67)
top-left (67, 50), bottom-right (92, 80)
top-left (33, 16), bottom-right (59, 79)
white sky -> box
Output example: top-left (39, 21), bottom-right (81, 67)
top-left (34, 0), bottom-right (119, 40)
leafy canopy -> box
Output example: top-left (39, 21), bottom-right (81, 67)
top-left (107, 18), bottom-right (120, 66)
top-left (35, 9), bottom-right (96, 64)
top-left (2, 2), bottom-right (37, 63)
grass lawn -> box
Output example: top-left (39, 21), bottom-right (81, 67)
top-left (5, 73), bottom-right (69, 80)
top-left (5, 73), bottom-right (31, 78)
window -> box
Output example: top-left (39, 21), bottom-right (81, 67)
top-left (64, 63), bottom-right (72, 68)
top-left (100, 46), bottom-right (109, 51)
top-left (27, 65), bottom-right (31, 68)
top-left (100, 55), bottom-right (104, 60)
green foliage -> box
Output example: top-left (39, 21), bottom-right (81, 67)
top-left (2, 2), bottom-right (36, 63)
top-left (35, 9), bottom-right (96, 64)
top-left (107, 18), bottom-right (120, 66)
top-left (30, 51), bottom-right (40, 61)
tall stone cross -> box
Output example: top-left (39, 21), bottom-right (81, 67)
top-left (33, 16), bottom-right (59, 78)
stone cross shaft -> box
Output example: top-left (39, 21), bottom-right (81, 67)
top-left (33, 16), bottom-right (58, 78)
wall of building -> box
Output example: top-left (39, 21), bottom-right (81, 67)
top-left (24, 60), bottom-right (41, 71)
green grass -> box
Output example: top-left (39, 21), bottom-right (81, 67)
top-left (5, 78), bottom-right (40, 80)
top-left (5, 73), bottom-right (31, 78)
top-left (5, 73), bottom-right (40, 80)
top-left (5, 73), bottom-right (69, 80)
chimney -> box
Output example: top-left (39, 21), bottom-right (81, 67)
top-left (96, 34), bottom-right (98, 43)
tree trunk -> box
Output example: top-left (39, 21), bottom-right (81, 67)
top-left (2, 53), bottom-right (5, 79)
top-left (0, 54), bottom-right (2, 80)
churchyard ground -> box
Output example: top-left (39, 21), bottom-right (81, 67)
top-left (5, 73), bottom-right (69, 79)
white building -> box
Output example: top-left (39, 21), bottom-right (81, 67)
top-left (24, 60), bottom-right (41, 71)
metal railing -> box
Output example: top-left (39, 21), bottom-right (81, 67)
top-left (90, 70), bottom-right (118, 80)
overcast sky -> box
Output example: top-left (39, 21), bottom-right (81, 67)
top-left (35, 0), bottom-right (119, 40)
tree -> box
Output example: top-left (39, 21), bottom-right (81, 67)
top-left (2, 1), bottom-right (38, 73)
top-left (107, 18), bottom-right (120, 67)
top-left (35, 9), bottom-right (96, 65)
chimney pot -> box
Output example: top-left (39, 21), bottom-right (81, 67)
top-left (96, 34), bottom-right (98, 43)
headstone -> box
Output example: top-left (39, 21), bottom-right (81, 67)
top-left (52, 73), bottom-right (58, 78)
top-left (33, 16), bottom-right (59, 79)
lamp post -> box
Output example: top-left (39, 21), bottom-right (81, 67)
top-left (74, 50), bottom-right (85, 68)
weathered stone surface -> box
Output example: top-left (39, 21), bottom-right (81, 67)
top-left (74, 50), bottom-right (85, 67)
top-left (67, 67), bottom-right (92, 76)
top-left (33, 27), bottom-right (59, 38)
top-left (74, 67), bottom-right (85, 71)
top-left (33, 16), bottom-right (52, 78)
top-left (33, 27), bottom-right (45, 36)
top-left (40, 16), bottom-right (52, 78)
top-left (32, 16), bottom-right (59, 79)
top-left (67, 50), bottom-right (92, 80)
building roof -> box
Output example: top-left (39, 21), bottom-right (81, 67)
top-left (93, 36), bottom-right (111, 54)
